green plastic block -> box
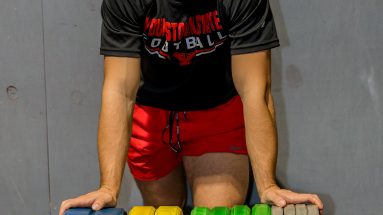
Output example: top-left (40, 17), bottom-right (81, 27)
top-left (251, 204), bottom-right (271, 215)
top-left (211, 207), bottom-right (230, 215)
top-left (191, 207), bottom-right (210, 215)
top-left (230, 205), bottom-right (250, 215)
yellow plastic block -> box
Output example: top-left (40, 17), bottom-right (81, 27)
top-left (155, 206), bottom-right (183, 215)
top-left (128, 206), bottom-right (156, 215)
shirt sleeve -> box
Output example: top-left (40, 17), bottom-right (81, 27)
top-left (221, 0), bottom-right (280, 55)
top-left (100, 0), bottom-right (147, 57)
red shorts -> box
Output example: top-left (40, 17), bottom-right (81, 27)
top-left (127, 95), bottom-right (247, 181)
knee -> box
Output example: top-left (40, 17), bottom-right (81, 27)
top-left (193, 189), bottom-right (246, 208)
top-left (193, 197), bottom-right (245, 208)
top-left (143, 193), bottom-right (186, 207)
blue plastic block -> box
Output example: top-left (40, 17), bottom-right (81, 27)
top-left (64, 208), bottom-right (93, 215)
top-left (94, 208), bottom-right (126, 215)
top-left (65, 208), bottom-right (126, 215)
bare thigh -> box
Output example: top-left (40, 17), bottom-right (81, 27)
top-left (183, 153), bottom-right (249, 208)
top-left (134, 163), bottom-right (186, 207)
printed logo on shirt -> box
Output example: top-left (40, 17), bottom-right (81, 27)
top-left (143, 10), bottom-right (227, 66)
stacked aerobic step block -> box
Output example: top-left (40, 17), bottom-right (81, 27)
top-left (191, 204), bottom-right (319, 215)
top-left (127, 204), bottom-right (319, 215)
top-left (64, 208), bottom-right (126, 215)
top-left (129, 206), bottom-right (183, 215)
top-left (64, 204), bottom-right (319, 215)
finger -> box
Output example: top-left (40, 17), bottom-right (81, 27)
top-left (59, 200), bottom-right (70, 215)
top-left (299, 194), bottom-right (323, 209)
top-left (310, 194), bottom-right (324, 209)
top-left (278, 192), bottom-right (324, 209)
top-left (59, 195), bottom-right (96, 215)
top-left (59, 199), bottom-right (84, 215)
top-left (263, 190), bottom-right (287, 207)
top-left (92, 197), bottom-right (106, 211)
top-left (59, 199), bottom-right (77, 215)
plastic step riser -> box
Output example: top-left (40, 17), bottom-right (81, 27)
top-left (65, 204), bottom-right (320, 215)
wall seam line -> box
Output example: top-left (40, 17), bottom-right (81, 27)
top-left (40, 0), bottom-right (52, 214)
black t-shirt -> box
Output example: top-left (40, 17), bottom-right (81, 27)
top-left (100, 0), bottom-right (280, 111)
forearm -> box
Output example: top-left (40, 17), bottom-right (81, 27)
top-left (97, 87), bottom-right (135, 197)
top-left (243, 96), bottom-right (278, 197)
top-left (232, 50), bottom-right (278, 198)
top-left (243, 89), bottom-right (324, 211)
top-left (58, 57), bottom-right (140, 215)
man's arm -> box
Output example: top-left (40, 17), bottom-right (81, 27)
top-left (59, 56), bottom-right (140, 215)
top-left (98, 56), bottom-right (140, 197)
top-left (231, 50), bottom-right (324, 211)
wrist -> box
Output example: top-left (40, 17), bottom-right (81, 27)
top-left (98, 185), bottom-right (119, 199)
top-left (258, 183), bottom-right (280, 200)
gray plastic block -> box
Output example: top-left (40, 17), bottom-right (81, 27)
top-left (284, 205), bottom-right (295, 215)
top-left (271, 206), bottom-right (283, 215)
top-left (307, 205), bottom-right (319, 215)
top-left (295, 204), bottom-right (307, 215)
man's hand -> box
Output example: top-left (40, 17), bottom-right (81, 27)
top-left (58, 187), bottom-right (117, 215)
top-left (260, 185), bottom-right (324, 214)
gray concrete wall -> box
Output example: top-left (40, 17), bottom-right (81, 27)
top-left (270, 0), bottom-right (383, 214)
top-left (0, 0), bottom-right (50, 214)
top-left (0, 0), bottom-right (382, 214)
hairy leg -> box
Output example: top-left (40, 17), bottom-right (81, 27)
top-left (134, 163), bottom-right (186, 207)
